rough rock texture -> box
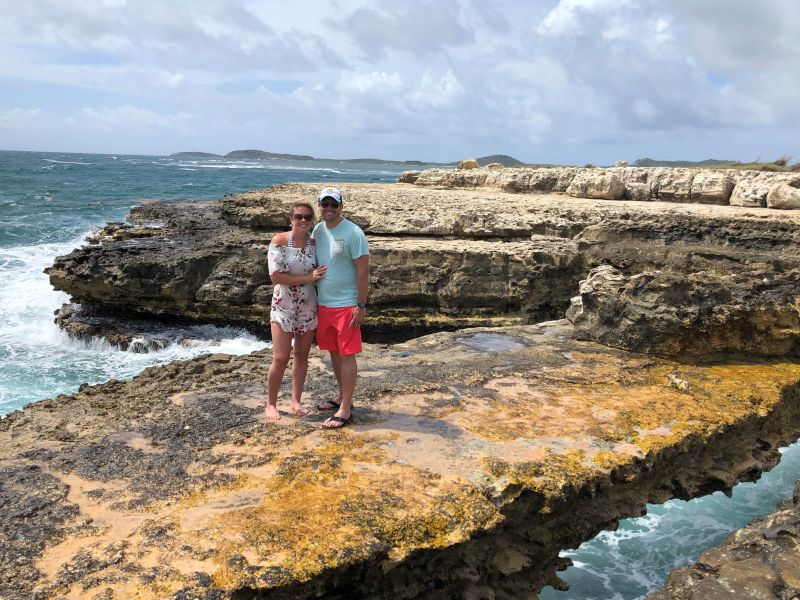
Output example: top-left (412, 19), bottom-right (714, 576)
top-left (3, 322), bottom-right (800, 599)
top-left (565, 170), bottom-right (625, 199)
top-left (648, 483), bottom-right (800, 600)
top-left (47, 185), bottom-right (601, 338)
top-left (768, 181), bottom-right (800, 209)
top-left (47, 182), bottom-right (800, 346)
top-left (404, 166), bottom-right (800, 208)
top-left (568, 266), bottom-right (800, 358)
top-left (457, 159), bottom-right (480, 169)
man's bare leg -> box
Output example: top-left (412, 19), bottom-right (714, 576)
top-left (318, 350), bottom-right (344, 410)
top-left (324, 353), bottom-right (356, 428)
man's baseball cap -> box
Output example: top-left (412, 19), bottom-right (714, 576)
top-left (319, 186), bottom-right (343, 204)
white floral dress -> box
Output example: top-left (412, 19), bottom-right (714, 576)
top-left (267, 236), bottom-right (318, 333)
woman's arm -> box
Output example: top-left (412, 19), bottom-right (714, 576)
top-left (270, 268), bottom-right (326, 286)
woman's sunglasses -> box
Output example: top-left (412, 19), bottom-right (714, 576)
top-left (292, 213), bottom-right (314, 221)
top-left (319, 200), bottom-right (341, 208)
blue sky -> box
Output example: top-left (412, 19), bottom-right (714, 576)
top-left (0, 0), bottom-right (798, 164)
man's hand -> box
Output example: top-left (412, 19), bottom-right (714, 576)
top-left (348, 306), bottom-right (366, 328)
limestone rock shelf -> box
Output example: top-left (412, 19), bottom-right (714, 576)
top-left (3, 322), bottom-right (800, 599)
top-left (401, 166), bottom-right (800, 209)
top-left (45, 182), bottom-right (800, 347)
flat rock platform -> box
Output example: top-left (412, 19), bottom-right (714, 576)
top-left (3, 322), bottom-right (800, 599)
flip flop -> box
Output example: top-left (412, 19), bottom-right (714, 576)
top-left (322, 415), bottom-right (352, 429)
top-left (316, 400), bottom-right (341, 411)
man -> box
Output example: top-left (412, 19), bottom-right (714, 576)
top-left (312, 186), bottom-right (369, 429)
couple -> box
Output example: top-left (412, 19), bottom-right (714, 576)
top-left (265, 187), bottom-right (369, 429)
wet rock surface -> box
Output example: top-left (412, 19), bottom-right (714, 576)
top-left (3, 322), bottom-right (800, 598)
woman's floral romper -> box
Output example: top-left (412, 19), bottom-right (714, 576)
top-left (267, 235), bottom-right (318, 333)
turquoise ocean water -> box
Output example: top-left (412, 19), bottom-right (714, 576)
top-left (1, 149), bottom-right (798, 599)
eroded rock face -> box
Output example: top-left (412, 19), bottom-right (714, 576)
top-left (3, 322), bottom-right (800, 599)
top-left (566, 170), bottom-right (625, 199)
top-left (568, 266), bottom-right (800, 358)
top-left (47, 186), bottom-right (595, 336)
top-left (47, 182), bottom-right (800, 350)
top-left (767, 181), bottom-right (800, 209)
top-left (406, 166), bottom-right (800, 208)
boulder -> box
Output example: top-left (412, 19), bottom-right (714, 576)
top-left (766, 181), bottom-right (800, 209)
top-left (397, 170), bottom-right (420, 184)
top-left (485, 162), bottom-right (505, 170)
top-left (618, 167), bottom-right (651, 202)
top-left (729, 171), bottom-right (780, 207)
top-left (690, 171), bottom-right (734, 204)
top-left (457, 158), bottom-right (480, 170)
top-left (566, 169), bottom-right (625, 199)
top-left (649, 168), bottom-right (695, 202)
top-left (569, 266), bottom-right (800, 358)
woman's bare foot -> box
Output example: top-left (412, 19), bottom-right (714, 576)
top-left (292, 403), bottom-right (309, 417)
top-left (265, 405), bottom-right (281, 421)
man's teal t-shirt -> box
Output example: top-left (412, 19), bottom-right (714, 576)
top-left (312, 218), bottom-right (369, 307)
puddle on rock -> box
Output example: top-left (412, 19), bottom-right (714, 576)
top-left (456, 333), bottom-right (529, 352)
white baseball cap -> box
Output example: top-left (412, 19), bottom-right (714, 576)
top-left (318, 186), bottom-right (343, 204)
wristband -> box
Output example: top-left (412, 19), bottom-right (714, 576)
top-left (357, 301), bottom-right (367, 308)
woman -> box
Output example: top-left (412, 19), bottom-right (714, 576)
top-left (265, 202), bottom-right (327, 420)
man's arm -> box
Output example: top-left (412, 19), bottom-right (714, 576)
top-left (348, 254), bottom-right (369, 328)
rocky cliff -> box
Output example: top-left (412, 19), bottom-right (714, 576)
top-left (46, 181), bottom-right (800, 353)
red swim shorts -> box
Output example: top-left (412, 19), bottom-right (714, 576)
top-left (316, 306), bottom-right (363, 355)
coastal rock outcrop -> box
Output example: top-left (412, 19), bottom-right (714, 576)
top-left (403, 166), bottom-right (800, 209)
top-left (3, 322), bottom-right (800, 599)
top-left (47, 181), bottom-right (800, 351)
top-left (565, 169), bottom-right (625, 199)
top-left (567, 266), bottom-right (800, 358)
top-left (767, 181), bottom-right (800, 209)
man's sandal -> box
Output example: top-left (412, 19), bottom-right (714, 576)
top-left (322, 415), bottom-right (352, 429)
top-left (316, 400), bottom-right (341, 411)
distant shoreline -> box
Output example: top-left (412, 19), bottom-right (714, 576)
top-left (168, 149), bottom-right (527, 168)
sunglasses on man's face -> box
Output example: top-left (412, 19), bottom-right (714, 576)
top-left (319, 200), bottom-right (341, 208)
top-left (292, 213), bottom-right (314, 221)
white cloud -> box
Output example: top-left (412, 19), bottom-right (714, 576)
top-left (0, 108), bottom-right (42, 129)
top-left (0, 0), bottom-right (798, 162)
top-left (81, 105), bottom-right (191, 129)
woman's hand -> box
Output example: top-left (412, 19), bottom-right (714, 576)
top-left (309, 265), bottom-right (327, 282)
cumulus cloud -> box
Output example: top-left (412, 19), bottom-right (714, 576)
top-left (342, 2), bottom-right (474, 58)
top-left (0, 0), bottom-right (798, 162)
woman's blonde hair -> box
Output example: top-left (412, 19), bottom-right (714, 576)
top-left (291, 202), bottom-right (314, 218)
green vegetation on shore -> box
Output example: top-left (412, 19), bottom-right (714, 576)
top-left (634, 156), bottom-right (800, 172)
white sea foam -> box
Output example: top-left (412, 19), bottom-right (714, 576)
top-left (42, 159), bottom-right (95, 165)
top-left (0, 235), bottom-right (268, 414)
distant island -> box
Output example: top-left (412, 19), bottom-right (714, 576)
top-left (633, 157), bottom-right (736, 167)
top-left (169, 149), bottom-right (526, 168)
